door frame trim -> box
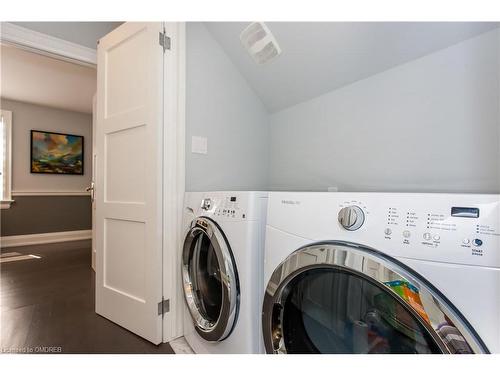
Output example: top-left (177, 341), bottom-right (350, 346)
top-left (0, 22), bottom-right (97, 66)
top-left (162, 22), bottom-right (186, 343)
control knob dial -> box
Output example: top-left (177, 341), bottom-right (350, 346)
top-left (338, 205), bottom-right (365, 231)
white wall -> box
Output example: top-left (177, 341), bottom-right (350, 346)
top-left (268, 29), bottom-right (500, 193)
top-left (186, 23), bottom-right (269, 192)
top-left (0, 98), bottom-right (92, 193)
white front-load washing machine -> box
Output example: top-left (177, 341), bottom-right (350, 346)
top-left (262, 192), bottom-right (499, 354)
top-left (181, 191), bottom-right (268, 354)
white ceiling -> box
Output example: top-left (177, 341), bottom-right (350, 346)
top-left (205, 22), bottom-right (500, 112)
top-left (1, 44), bottom-right (96, 113)
top-left (12, 22), bottom-right (122, 49)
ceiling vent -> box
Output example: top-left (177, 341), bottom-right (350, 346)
top-left (240, 22), bottom-right (282, 65)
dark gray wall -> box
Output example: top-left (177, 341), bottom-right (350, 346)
top-left (0, 99), bottom-right (93, 237)
top-left (1, 196), bottom-right (91, 236)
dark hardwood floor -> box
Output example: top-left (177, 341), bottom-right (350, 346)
top-left (0, 240), bottom-right (174, 354)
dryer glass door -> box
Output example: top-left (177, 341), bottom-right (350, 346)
top-left (278, 268), bottom-right (440, 353)
top-left (182, 217), bottom-right (239, 342)
top-left (262, 242), bottom-right (488, 354)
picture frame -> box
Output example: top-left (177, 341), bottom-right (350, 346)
top-left (30, 130), bottom-right (84, 175)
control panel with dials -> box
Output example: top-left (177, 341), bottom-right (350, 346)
top-left (201, 195), bottom-right (245, 219)
top-left (267, 192), bottom-right (500, 268)
top-left (193, 191), bottom-right (268, 222)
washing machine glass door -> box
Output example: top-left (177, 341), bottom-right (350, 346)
top-left (182, 217), bottom-right (239, 341)
top-left (262, 241), bottom-right (488, 354)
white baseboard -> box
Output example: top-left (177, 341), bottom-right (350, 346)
top-left (1, 230), bottom-right (92, 248)
top-left (12, 191), bottom-right (90, 196)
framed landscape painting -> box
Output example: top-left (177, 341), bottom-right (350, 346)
top-left (31, 130), bottom-right (84, 175)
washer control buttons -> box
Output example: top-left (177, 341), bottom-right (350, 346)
top-left (462, 238), bottom-right (470, 245)
top-left (473, 239), bottom-right (483, 247)
top-left (433, 235), bottom-right (440, 241)
top-left (423, 232), bottom-right (432, 241)
top-left (403, 230), bottom-right (411, 238)
top-left (201, 198), bottom-right (212, 210)
top-left (384, 228), bottom-right (392, 235)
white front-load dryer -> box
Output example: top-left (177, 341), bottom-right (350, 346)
top-left (181, 191), bottom-right (268, 354)
top-left (262, 192), bottom-right (499, 354)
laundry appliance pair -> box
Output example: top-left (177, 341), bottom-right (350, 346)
top-left (181, 191), bottom-right (500, 354)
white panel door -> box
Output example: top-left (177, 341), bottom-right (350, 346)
top-left (95, 22), bottom-right (164, 344)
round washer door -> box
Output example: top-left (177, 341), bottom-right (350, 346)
top-left (262, 241), bottom-right (488, 354)
top-left (182, 217), bottom-right (239, 341)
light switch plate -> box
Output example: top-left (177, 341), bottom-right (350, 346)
top-left (191, 136), bottom-right (208, 154)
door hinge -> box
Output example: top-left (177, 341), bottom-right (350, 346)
top-left (159, 31), bottom-right (171, 52)
top-left (158, 298), bottom-right (170, 315)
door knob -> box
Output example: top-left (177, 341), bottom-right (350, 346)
top-left (86, 182), bottom-right (95, 202)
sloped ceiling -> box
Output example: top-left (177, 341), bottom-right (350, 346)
top-left (205, 22), bottom-right (499, 112)
top-left (3, 22), bottom-right (498, 115)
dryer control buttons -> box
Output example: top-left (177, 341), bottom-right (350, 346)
top-left (423, 232), bottom-right (432, 241)
top-left (473, 238), bottom-right (483, 247)
top-left (403, 230), bottom-right (411, 238)
top-left (338, 206), bottom-right (365, 231)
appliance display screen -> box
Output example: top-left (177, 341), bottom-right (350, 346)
top-left (230, 197), bottom-right (236, 202)
top-left (451, 207), bottom-right (479, 218)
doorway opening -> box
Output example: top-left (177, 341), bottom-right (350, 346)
top-left (0, 22), bottom-right (176, 353)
